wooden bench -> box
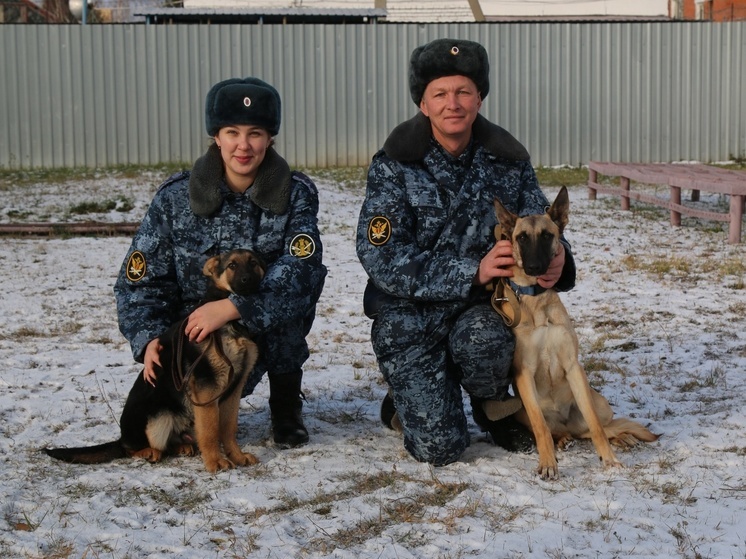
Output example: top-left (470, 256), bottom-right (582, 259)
top-left (588, 162), bottom-right (746, 244)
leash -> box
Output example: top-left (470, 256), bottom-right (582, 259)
top-left (171, 317), bottom-right (236, 407)
top-left (486, 224), bottom-right (523, 328)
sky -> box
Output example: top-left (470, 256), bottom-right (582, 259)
top-left (0, 170), bottom-right (744, 558)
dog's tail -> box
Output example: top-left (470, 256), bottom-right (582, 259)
top-left (604, 418), bottom-right (660, 448)
top-left (44, 440), bottom-right (127, 464)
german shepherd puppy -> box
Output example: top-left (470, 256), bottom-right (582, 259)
top-left (45, 249), bottom-right (266, 473)
top-left (493, 187), bottom-right (658, 480)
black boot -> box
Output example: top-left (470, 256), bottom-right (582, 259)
top-left (380, 388), bottom-right (403, 432)
top-left (380, 389), bottom-right (397, 430)
top-left (268, 371), bottom-right (309, 448)
top-left (471, 396), bottom-right (535, 453)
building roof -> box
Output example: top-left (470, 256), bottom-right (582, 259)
top-left (483, 14), bottom-right (670, 22)
top-left (133, 6), bottom-right (387, 24)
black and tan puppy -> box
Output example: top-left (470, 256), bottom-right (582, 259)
top-left (45, 249), bottom-right (265, 473)
top-left (493, 187), bottom-right (658, 480)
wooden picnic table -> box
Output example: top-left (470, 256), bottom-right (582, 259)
top-left (587, 162), bottom-right (746, 244)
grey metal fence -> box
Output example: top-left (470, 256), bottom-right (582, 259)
top-left (1, 22), bottom-right (744, 169)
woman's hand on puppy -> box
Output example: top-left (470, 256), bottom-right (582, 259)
top-left (143, 338), bottom-right (163, 387)
top-left (185, 299), bottom-right (241, 343)
top-left (141, 300), bottom-right (242, 386)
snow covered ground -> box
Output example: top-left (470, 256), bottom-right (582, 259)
top-left (0, 169), bottom-right (744, 559)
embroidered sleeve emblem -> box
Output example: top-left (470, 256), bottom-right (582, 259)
top-left (367, 216), bottom-right (391, 246)
top-left (290, 233), bottom-right (316, 259)
top-left (126, 250), bottom-right (146, 282)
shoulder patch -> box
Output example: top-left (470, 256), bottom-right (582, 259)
top-left (367, 216), bottom-right (391, 246)
top-left (126, 251), bottom-right (147, 282)
top-left (289, 234), bottom-right (316, 259)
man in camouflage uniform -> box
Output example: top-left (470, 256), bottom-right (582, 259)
top-left (115, 77), bottom-right (326, 448)
top-left (356, 39), bottom-right (575, 466)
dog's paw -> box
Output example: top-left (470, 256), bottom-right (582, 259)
top-left (131, 447), bottom-right (163, 463)
top-left (203, 456), bottom-right (236, 473)
top-left (173, 444), bottom-right (196, 457)
top-left (229, 451), bottom-right (260, 467)
top-left (537, 460), bottom-right (559, 480)
top-left (601, 457), bottom-right (624, 470)
top-left (555, 435), bottom-right (575, 450)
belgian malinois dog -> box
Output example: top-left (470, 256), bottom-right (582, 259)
top-left (493, 187), bottom-right (658, 480)
top-left (45, 249), bottom-right (265, 473)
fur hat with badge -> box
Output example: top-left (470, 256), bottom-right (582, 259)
top-left (190, 77), bottom-right (291, 218)
top-left (204, 77), bottom-right (281, 137)
top-left (385, 39), bottom-right (528, 163)
top-left (409, 38), bottom-right (490, 105)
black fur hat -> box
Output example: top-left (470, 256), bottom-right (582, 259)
top-left (409, 38), bottom-right (490, 105)
top-left (205, 77), bottom-right (281, 136)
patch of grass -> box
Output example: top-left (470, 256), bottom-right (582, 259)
top-left (306, 165), bottom-right (593, 191)
top-left (68, 196), bottom-right (134, 214)
top-left (718, 257), bottom-right (746, 277)
top-left (677, 365), bottom-right (724, 392)
top-left (593, 318), bottom-right (632, 330)
top-left (243, 469), bottom-right (472, 554)
top-left (142, 483), bottom-right (212, 514)
top-left (670, 520), bottom-right (709, 559)
top-left (728, 302), bottom-right (746, 315)
top-left (6, 209), bottom-right (32, 219)
top-left (303, 480), bottom-right (470, 553)
top-left (11, 322), bottom-right (84, 339)
top-left (722, 446), bottom-right (746, 456)
top-left (582, 356), bottom-right (612, 374)
top-left (0, 163), bottom-right (188, 189)
top-left (535, 166), bottom-right (588, 187)
top-left (621, 254), bottom-right (690, 278)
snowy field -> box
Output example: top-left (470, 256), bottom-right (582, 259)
top-left (0, 168), bottom-right (744, 559)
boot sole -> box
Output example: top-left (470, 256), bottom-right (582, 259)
top-left (482, 397), bottom-right (523, 421)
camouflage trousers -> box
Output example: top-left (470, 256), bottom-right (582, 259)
top-left (241, 309), bottom-right (316, 397)
top-left (371, 302), bottom-right (515, 466)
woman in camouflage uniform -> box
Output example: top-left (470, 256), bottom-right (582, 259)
top-left (356, 40), bottom-right (575, 466)
top-left (115, 77), bottom-right (326, 448)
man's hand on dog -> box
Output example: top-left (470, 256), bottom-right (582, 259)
top-left (537, 243), bottom-right (565, 289)
top-left (475, 239), bottom-right (515, 285)
top-left (475, 239), bottom-right (565, 288)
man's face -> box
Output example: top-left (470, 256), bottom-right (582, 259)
top-left (419, 75), bottom-right (482, 151)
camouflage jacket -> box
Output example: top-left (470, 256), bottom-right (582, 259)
top-left (356, 113), bottom-right (575, 332)
top-left (115, 145), bottom-right (327, 362)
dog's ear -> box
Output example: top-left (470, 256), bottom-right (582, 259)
top-left (547, 186), bottom-right (570, 234)
top-left (493, 197), bottom-right (517, 237)
top-left (202, 255), bottom-right (221, 278)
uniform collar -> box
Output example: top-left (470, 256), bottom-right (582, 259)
top-left (188, 143), bottom-right (292, 217)
top-left (382, 112), bottom-right (530, 163)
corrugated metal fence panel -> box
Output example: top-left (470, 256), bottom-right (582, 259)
top-left (0, 22), bottom-right (744, 169)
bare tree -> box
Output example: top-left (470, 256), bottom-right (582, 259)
top-left (42, 0), bottom-right (76, 22)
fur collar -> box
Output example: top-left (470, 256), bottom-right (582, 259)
top-left (382, 112), bottom-right (530, 163)
top-left (188, 143), bottom-right (292, 217)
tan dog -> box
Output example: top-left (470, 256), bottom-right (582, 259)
top-left (45, 249), bottom-right (265, 473)
top-left (493, 187), bottom-right (658, 480)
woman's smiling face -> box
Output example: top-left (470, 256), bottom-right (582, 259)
top-left (214, 124), bottom-right (272, 192)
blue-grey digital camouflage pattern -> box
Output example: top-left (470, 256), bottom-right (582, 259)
top-left (115, 167), bottom-right (326, 396)
top-left (356, 113), bottom-right (575, 466)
